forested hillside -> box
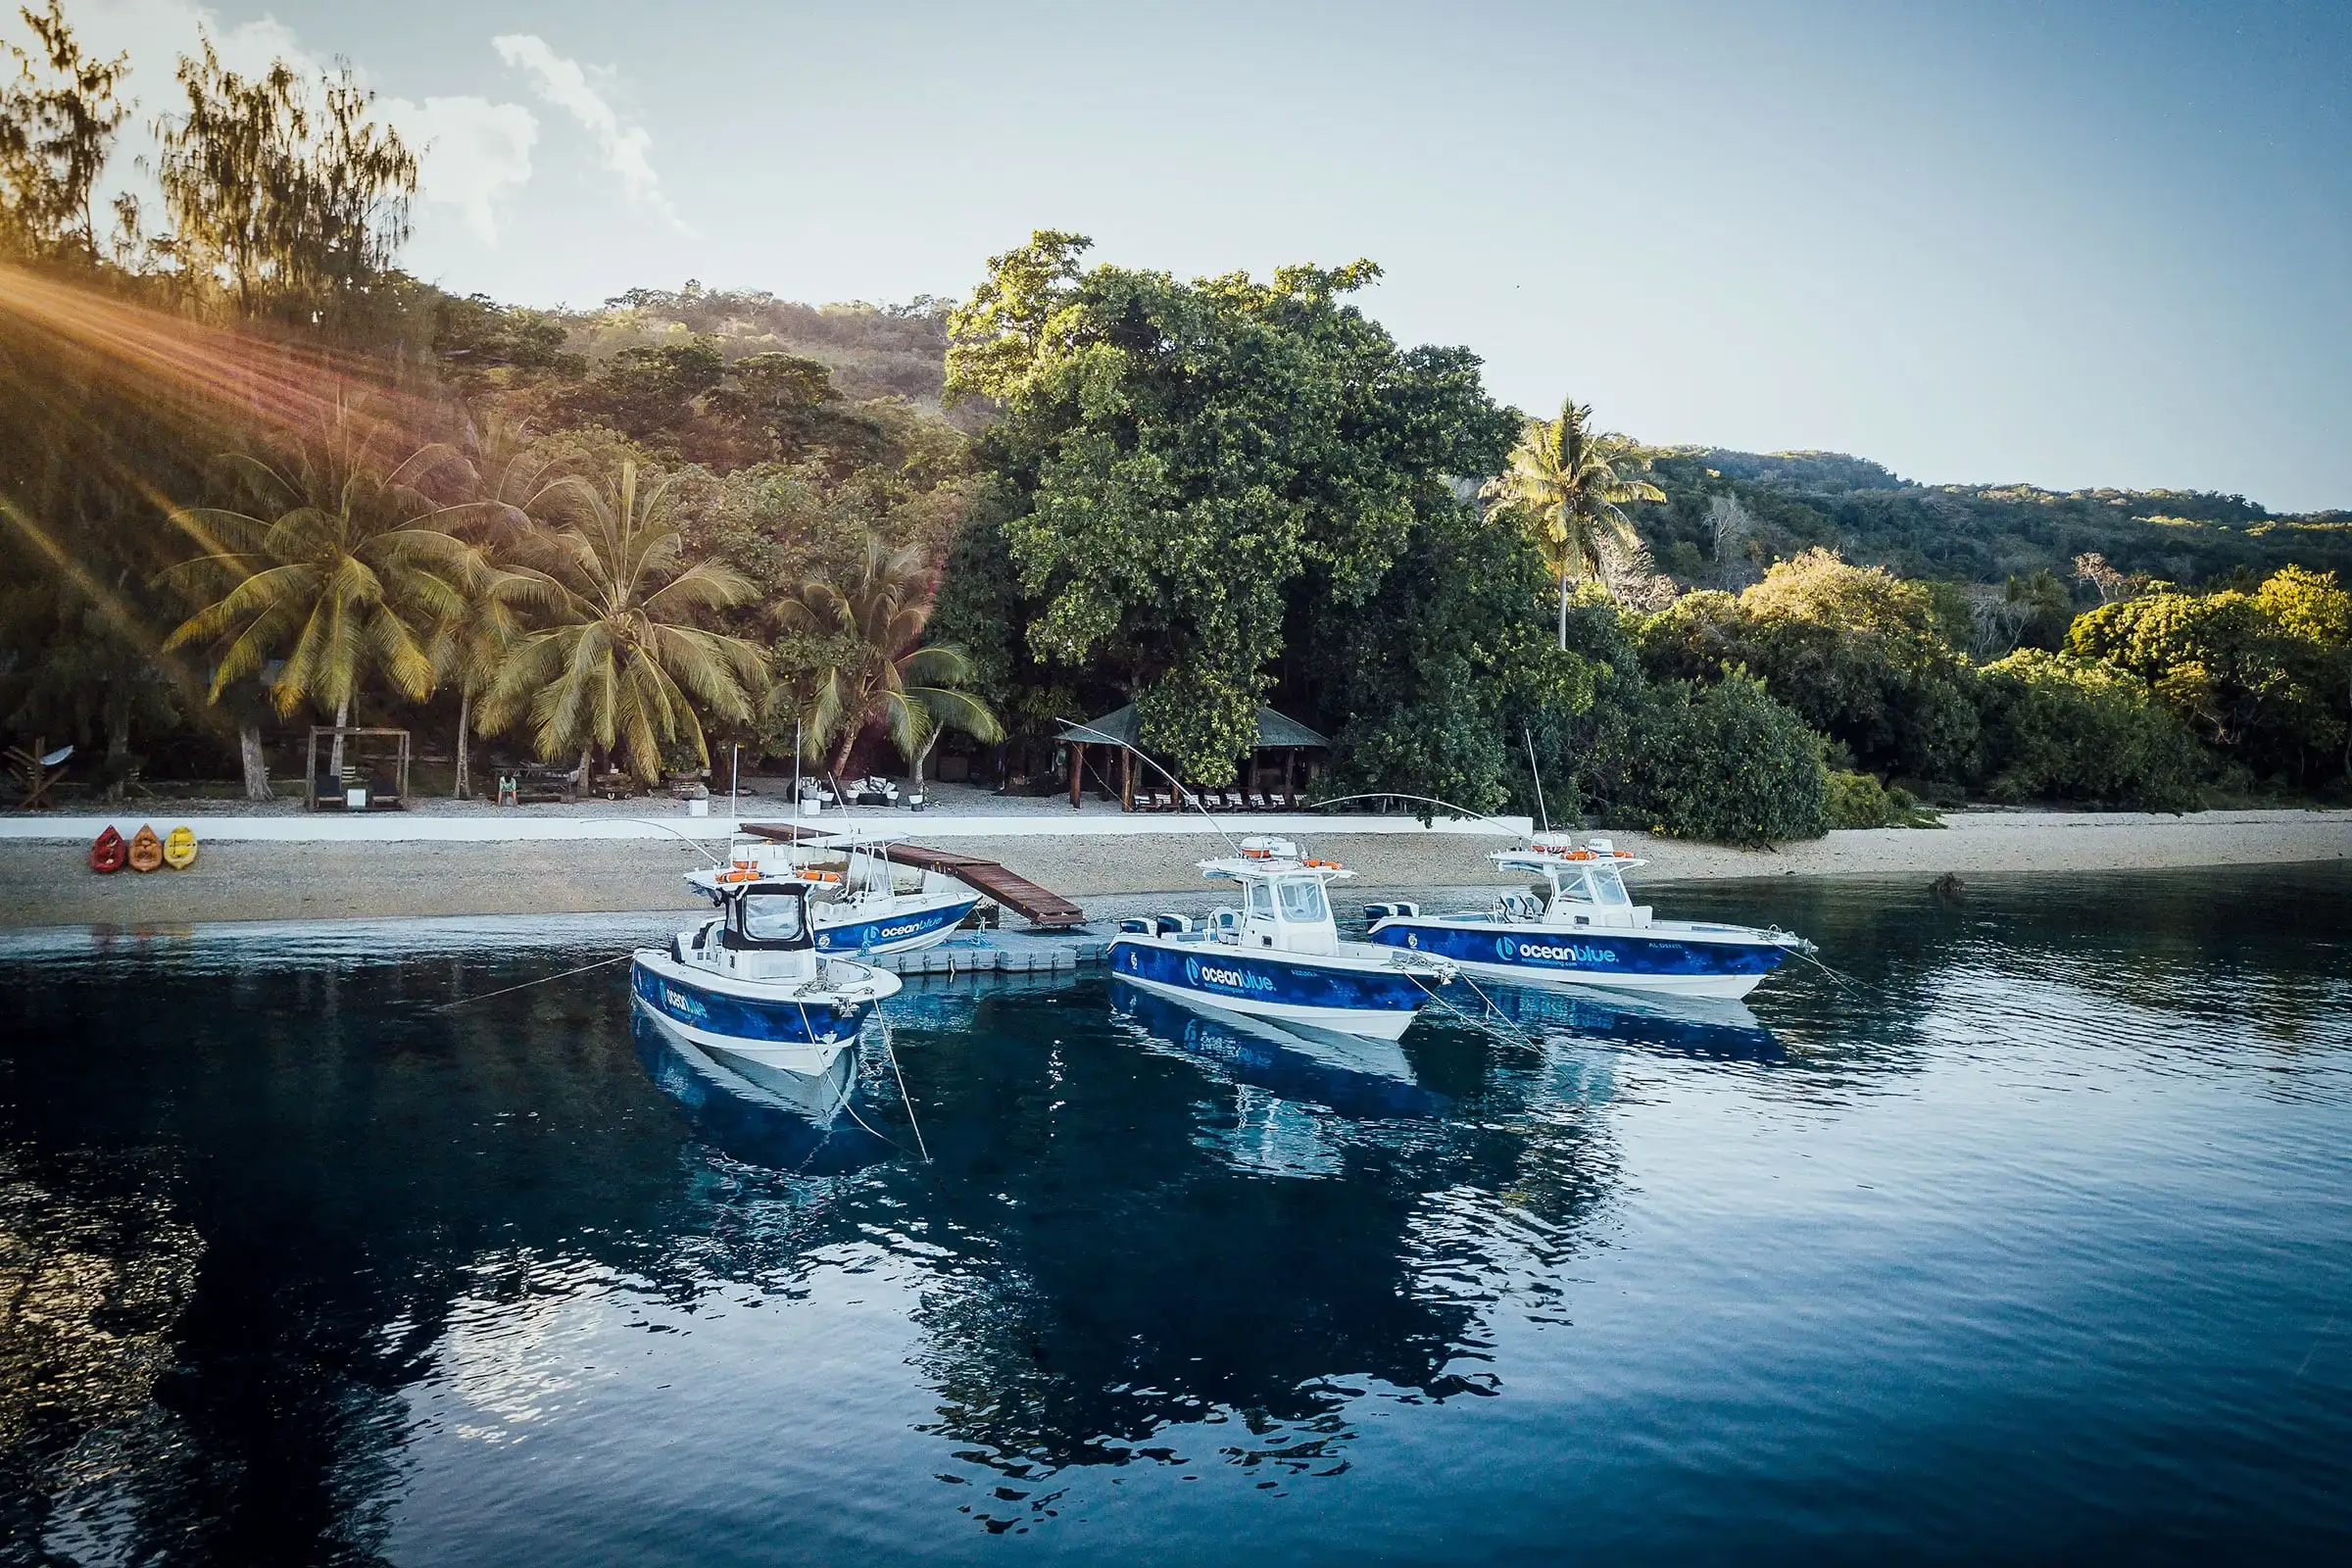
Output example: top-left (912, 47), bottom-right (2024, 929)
top-left (1639, 449), bottom-right (2352, 593)
top-left (460, 284), bottom-right (2352, 597)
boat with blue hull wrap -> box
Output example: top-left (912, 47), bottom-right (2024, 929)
top-left (686, 831), bottom-right (979, 957)
top-left (1365, 835), bottom-right (1813, 1000)
top-left (632, 877), bottom-right (900, 1080)
top-left (1108, 836), bottom-right (1454, 1040)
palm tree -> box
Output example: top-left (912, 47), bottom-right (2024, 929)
top-left (1484, 398), bottom-right (1666, 648)
top-left (777, 536), bottom-right (1003, 797)
top-left (481, 460), bottom-right (763, 784)
top-left (160, 400), bottom-right (478, 780)
top-left (434, 413), bottom-right (550, 798)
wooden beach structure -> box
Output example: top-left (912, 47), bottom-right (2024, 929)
top-left (306, 727), bottom-right (411, 810)
top-left (1054, 705), bottom-right (1330, 812)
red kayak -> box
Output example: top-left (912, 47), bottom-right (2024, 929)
top-left (89, 824), bottom-right (126, 873)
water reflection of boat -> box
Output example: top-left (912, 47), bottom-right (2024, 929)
top-left (1110, 978), bottom-right (1452, 1118)
top-left (1475, 982), bottom-right (1784, 1061)
top-left (630, 1010), bottom-right (893, 1174)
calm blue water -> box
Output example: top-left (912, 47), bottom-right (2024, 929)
top-left (3, 866), bottom-right (2350, 1565)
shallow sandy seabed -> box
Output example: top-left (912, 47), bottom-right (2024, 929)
top-left (0, 806), bottom-right (2342, 931)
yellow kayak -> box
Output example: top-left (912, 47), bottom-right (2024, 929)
top-left (163, 824), bottom-right (198, 870)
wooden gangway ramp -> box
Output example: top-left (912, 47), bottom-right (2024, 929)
top-left (742, 822), bottom-right (1087, 928)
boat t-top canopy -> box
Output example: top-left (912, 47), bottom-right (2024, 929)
top-left (1200, 835), bottom-right (1357, 883)
top-left (1494, 834), bottom-right (1649, 873)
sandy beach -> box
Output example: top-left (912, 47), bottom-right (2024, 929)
top-left (1, 806), bottom-right (2343, 930)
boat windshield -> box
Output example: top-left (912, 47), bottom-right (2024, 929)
top-left (1276, 878), bottom-right (1330, 923)
top-left (1590, 867), bottom-right (1632, 906)
top-left (739, 890), bottom-right (808, 943)
top-left (1247, 881), bottom-right (1275, 918)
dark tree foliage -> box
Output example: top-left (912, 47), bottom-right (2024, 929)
top-left (945, 231), bottom-right (1524, 783)
top-left (1975, 651), bottom-right (2205, 809)
top-left (1529, 592), bottom-right (1829, 844)
top-left (1305, 494), bottom-right (1593, 817)
top-left (1637, 551), bottom-right (1981, 783)
top-left (2065, 568), bottom-right (2349, 785)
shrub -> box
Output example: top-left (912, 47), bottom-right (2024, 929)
top-left (1826, 769), bottom-right (1891, 827)
top-left (1620, 673), bottom-right (1830, 845)
top-left (1824, 769), bottom-right (1938, 828)
top-left (1974, 650), bottom-right (2205, 809)
top-left (1636, 550), bottom-right (1981, 783)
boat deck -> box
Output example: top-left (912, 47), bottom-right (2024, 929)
top-left (742, 822), bottom-right (1086, 928)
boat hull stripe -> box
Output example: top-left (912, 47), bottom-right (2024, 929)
top-left (630, 958), bottom-right (872, 1045)
top-left (1368, 919), bottom-right (1788, 979)
top-left (1109, 938), bottom-right (1433, 1016)
top-left (812, 898), bottom-right (977, 955)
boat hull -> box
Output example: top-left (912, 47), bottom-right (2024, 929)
top-left (629, 952), bottom-right (880, 1077)
top-left (812, 894), bottom-right (978, 956)
top-left (1367, 917), bottom-right (1790, 1000)
top-left (1108, 936), bottom-right (1440, 1041)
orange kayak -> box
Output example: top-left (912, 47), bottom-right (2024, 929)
top-left (127, 823), bottom-right (164, 872)
top-left (90, 825), bottom-right (126, 873)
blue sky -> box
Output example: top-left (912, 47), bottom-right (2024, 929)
top-left (42, 0), bottom-right (2352, 510)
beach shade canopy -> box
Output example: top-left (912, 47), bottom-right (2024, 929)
top-left (1054, 706), bottom-right (1331, 808)
top-left (1054, 705), bottom-right (1330, 753)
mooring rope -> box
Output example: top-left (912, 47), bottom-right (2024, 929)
top-left (435, 952), bottom-right (632, 1012)
top-left (870, 1006), bottom-right (932, 1163)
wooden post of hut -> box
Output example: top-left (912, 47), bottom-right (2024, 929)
top-left (1068, 740), bottom-right (1086, 809)
top-left (1120, 745), bottom-right (1134, 811)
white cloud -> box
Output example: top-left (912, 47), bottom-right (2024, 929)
top-left (492, 33), bottom-right (685, 230)
top-left (388, 96), bottom-right (539, 246)
top-left (15, 2), bottom-right (540, 252)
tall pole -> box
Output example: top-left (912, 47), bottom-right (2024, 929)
top-left (793, 721), bottom-right (803, 812)
top-left (730, 743), bottom-right (740, 822)
top-left (1523, 725), bottom-right (1550, 834)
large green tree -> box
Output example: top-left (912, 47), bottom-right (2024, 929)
top-left (1310, 492), bottom-right (1593, 816)
top-left (946, 230), bottom-right (1516, 782)
top-left (155, 36), bottom-right (417, 325)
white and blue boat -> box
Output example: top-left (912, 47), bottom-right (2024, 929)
top-left (686, 832), bottom-right (979, 957)
top-left (1108, 836), bottom-right (1456, 1041)
top-left (1364, 835), bottom-right (1813, 1000)
top-left (632, 878), bottom-right (902, 1081)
